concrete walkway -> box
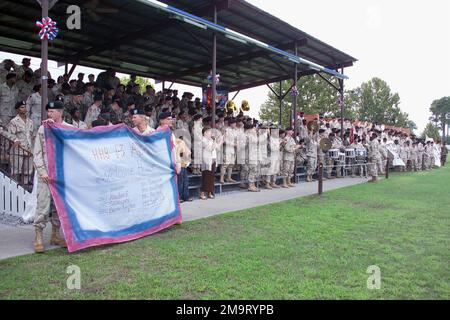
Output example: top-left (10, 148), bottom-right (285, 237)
top-left (0, 177), bottom-right (368, 261)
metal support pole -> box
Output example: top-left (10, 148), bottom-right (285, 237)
top-left (318, 162), bottom-right (323, 195)
top-left (64, 62), bottom-right (68, 75)
top-left (231, 90), bottom-right (240, 101)
top-left (67, 64), bottom-right (77, 78)
top-left (293, 43), bottom-right (298, 183)
top-left (338, 68), bottom-right (345, 141)
top-left (40, 0), bottom-right (49, 121)
top-left (211, 4), bottom-right (217, 128)
top-left (278, 81), bottom-right (282, 128)
top-left (293, 43), bottom-right (298, 137)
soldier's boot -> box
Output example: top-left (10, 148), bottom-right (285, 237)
top-left (306, 175), bottom-right (312, 182)
top-left (281, 178), bottom-right (289, 188)
top-left (368, 176), bottom-right (378, 183)
top-left (34, 227), bottom-right (44, 253)
top-left (239, 183), bottom-right (248, 189)
top-left (327, 170), bottom-right (334, 179)
top-left (225, 171), bottom-right (237, 183)
top-left (219, 174), bottom-right (225, 184)
top-left (271, 181), bottom-right (280, 188)
top-left (287, 178), bottom-right (295, 187)
top-left (50, 226), bottom-right (67, 248)
top-left (248, 183), bottom-right (260, 192)
top-left (264, 181), bottom-right (273, 190)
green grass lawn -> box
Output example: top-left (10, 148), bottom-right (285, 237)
top-left (1, 167), bottom-right (449, 300)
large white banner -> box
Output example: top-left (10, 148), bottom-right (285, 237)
top-left (44, 123), bottom-right (182, 252)
top-left (385, 143), bottom-right (405, 167)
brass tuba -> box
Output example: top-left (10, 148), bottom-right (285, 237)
top-left (225, 100), bottom-right (237, 113)
top-left (241, 100), bottom-right (250, 112)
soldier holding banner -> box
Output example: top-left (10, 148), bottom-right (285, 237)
top-left (33, 101), bottom-right (70, 253)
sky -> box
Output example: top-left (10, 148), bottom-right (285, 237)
top-left (1, 0), bottom-right (449, 133)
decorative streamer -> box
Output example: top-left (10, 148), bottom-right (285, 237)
top-left (36, 17), bottom-right (59, 41)
top-left (291, 86), bottom-right (299, 97)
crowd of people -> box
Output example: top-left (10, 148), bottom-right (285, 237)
top-left (2, 57), bottom-right (449, 253)
top-left (1, 57), bottom-right (449, 202)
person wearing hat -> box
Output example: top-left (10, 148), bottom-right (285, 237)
top-left (81, 82), bottom-right (95, 120)
top-left (324, 132), bottom-right (338, 179)
top-left (84, 93), bottom-right (103, 128)
top-left (0, 59), bottom-right (19, 85)
top-left (64, 88), bottom-right (84, 124)
top-left (110, 98), bottom-right (125, 125)
top-left (399, 140), bottom-right (408, 172)
top-left (7, 100), bottom-right (34, 182)
top-left (32, 101), bottom-right (71, 253)
top-left (16, 58), bottom-right (33, 80)
top-left (440, 141), bottom-right (448, 167)
top-left (16, 70), bottom-right (34, 102)
top-left (264, 127), bottom-right (282, 188)
top-left (216, 112), bottom-right (225, 132)
top-left (220, 117), bottom-right (238, 184)
top-left (257, 124), bottom-right (271, 189)
top-left (239, 123), bottom-right (260, 192)
top-left (0, 72), bottom-right (19, 126)
top-left (380, 137), bottom-right (389, 173)
top-left (316, 128), bottom-right (329, 180)
top-left (143, 85), bottom-right (157, 109)
top-left (24, 84), bottom-right (42, 138)
top-left (122, 99), bottom-right (136, 128)
top-left (157, 111), bottom-right (181, 176)
top-left (332, 130), bottom-right (345, 178)
top-left (367, 132), bottom-right (380, 182)
top-left (424, 140), bottom-right (434, 170)
top-left (191, 114), bottom-right (204, 175)
top-left (417, 141), bottom-right (425, 171)
top-left (75, 72), bottom-right (85, 93)
top-left (281, 127), bottom-right (299, 188)
top-left (96, 68), bottom-right (119, 92)
top-left (176, 110), bottom-right (189, 132)
top-left (132, 109), bottom-right (155, 135)
top-left (304, 128), bottom-right (319, 183)
top-left (409, 141), bottom-right (419, 172)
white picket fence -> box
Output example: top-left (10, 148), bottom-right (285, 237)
top-left (0, 172), bottom-right (30, 217)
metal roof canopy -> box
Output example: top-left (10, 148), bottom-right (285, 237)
top-left (0, 0), bottom-right (357, 91)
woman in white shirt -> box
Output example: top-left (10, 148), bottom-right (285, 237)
top-left (200, 128), bottom-right (222, 200)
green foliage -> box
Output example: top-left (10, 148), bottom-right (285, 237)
top-left (259, 76), bottom-right (411, 129)
top-left (345, 77), bottom-right (410, 127)
top-left (119, 76), bottom-right (153, 93)
top-left (259, 74), bottom-right (353, 127)
top-left (1, 168), bottom-right (450, 299)
top-left (422, 122), bottom-right (441, 140)
top-left (429, 97), bottom-right (450, 140)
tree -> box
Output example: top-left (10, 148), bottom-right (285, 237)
top-left (421, 122), bottom-right (441, 141)
top-left (120, 76), bottom-right (153, 93)
top-left (259, 74), bottom-right (353, 127)
top-left (345, 77), bottom-right (411, 127)
top-left (406, 120), bottom-right (418, 134)
top-left (429, 96), bottom-right (450, 141)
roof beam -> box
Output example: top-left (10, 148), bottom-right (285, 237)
top-left (168, 39), bottom-right (307, 78)
top-left (71, 0), bottom-right (232, 62)
top-left (229, 69), bottom-right (319, 92)
top-left (228, 6), bottom-right (340, 66)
